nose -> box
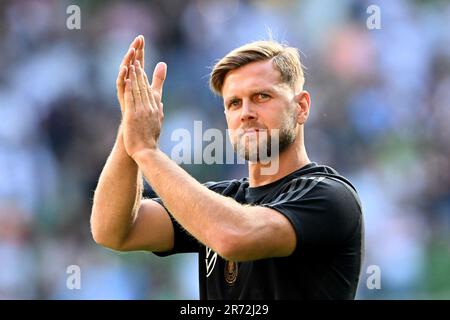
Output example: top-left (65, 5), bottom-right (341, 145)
top-left (240, 100), bottom-right (257, 122)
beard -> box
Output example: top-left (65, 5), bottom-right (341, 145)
top-left (232, 114), bottom-right (297, 163)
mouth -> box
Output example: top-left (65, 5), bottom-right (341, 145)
top-left (243, 128), bottom-right (259, 134)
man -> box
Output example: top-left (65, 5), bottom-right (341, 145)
top-left (91, 35), bottom-right (364, 299)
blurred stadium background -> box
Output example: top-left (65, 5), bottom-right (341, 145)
top-left (0, 0), bottom-right (449, 299)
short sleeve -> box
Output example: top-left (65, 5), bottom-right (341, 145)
top-left (262, 176), bottom-right (362, 255)
top-left (151, 197), bottom-right (201, 256)
top-left (149, 181), bottom-right (233, 256)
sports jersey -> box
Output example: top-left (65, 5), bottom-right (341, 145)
top-left (152, 162), bottom-right (364, 299)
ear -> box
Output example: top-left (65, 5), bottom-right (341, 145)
top-left (294, 90), bottom-right (311, 125)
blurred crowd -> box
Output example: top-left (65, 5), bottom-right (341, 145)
top-left (0, 0), bottom-right (449, 299)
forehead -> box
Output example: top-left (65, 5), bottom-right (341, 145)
top-left (222, 60), bottom-right (283, 97)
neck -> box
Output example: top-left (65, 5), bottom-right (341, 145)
top-left (248, 139), bottom-right (310, 187)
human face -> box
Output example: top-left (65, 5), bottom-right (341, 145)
top-left (222, 60), bottom-right (298, 162)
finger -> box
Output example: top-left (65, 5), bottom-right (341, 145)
top-left (123, 48), bottom-right (135, 79)
top-left (124, 79), bottom-right (134, 113)
top-left (135, 60), bottom-right (154, 111)
top-left (158, 100), bottom-right (164, 119)
top-left (129, 65), bottom-right (143, 111)
top-left (142, 71), bottom-right (158, 104)
top-left (120, 47), bottom-right (135, 70)
top-left (143, 71), bottom-right (151, 88)
top-left (126, 35), bottom-right (141, 58)
top-left (116, 65), bottom-right (127, 92)
top-left (121, 36), bottom-right (141, 76)
top-left (151, 62), bottom-right (167, 98)
top-left (142, 70), bottom-right (163, 116)
top-left (130, 35), bottom-right (141, 51)
top-left (135, 35), bottom-right (145, 68)
top-left (116, 65), bottom-right (128, 110)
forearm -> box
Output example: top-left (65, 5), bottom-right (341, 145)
top-left (91, 126), bottom-right (143, 247)
top-left (132, 149), bottom-right (254, 256)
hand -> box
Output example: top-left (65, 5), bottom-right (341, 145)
top-left (116, 35), bottom-right (144, 114)
top-left (123, 60), bottom-right (167, 158)
top-left (116, 35), bottom-right (166, 114)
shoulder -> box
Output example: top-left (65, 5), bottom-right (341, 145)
top-left (267, 173), bottom-right (362, 217)
top-left (262, 173), bottom-right (363, 249)
top-left (311, 174), bottom-right (361, 211)
top-left (280, 165), bottom-right (360, 201)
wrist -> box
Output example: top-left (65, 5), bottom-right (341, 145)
top-left (114, 125), bottom-right (136, 162)
top-left (131, 148), bottom-right (161, 164)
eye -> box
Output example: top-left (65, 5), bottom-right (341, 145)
top-left (255, 93), bottom-right (271, 102)
top-left (227, 99), bottom-right (241, 109)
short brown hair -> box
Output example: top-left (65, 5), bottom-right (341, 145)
top-left (209, 40), bottom-right (305, 96)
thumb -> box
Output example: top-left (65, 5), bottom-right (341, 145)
top-left (151, 62), bottom-right (167, 97)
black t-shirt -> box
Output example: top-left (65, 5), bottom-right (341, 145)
top-left (152, 162), bottom-right (364, 300)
